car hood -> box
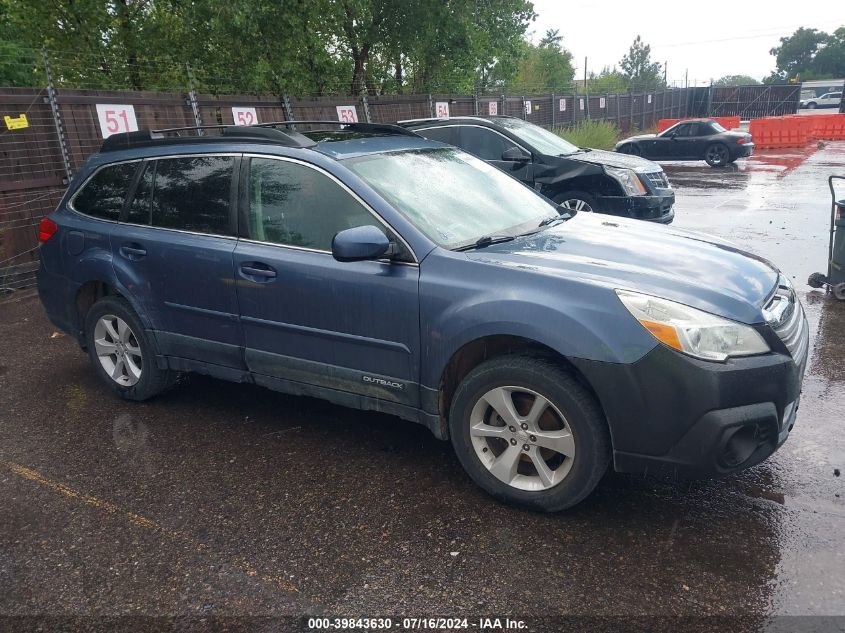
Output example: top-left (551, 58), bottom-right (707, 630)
top-left (566, 148), bottom-right (660, 172)
top-left (465, 213), bottom-right (779, 324)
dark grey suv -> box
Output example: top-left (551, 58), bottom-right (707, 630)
top-left (401, 116), bottom-right (675, 223)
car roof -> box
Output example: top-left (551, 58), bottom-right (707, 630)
top-left (399, 115), bottom-right (519, 128)
top-left (97, 122), bottom-right (441, 162)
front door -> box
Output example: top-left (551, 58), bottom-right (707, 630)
top-left (456, 125), bottom-right (534, 185)
top-left (232, 155), bottom-right (421, 407)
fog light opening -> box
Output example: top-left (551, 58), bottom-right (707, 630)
top-left (720, 425), bottom-right (759, 469)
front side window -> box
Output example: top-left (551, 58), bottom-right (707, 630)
top-left (150, 156), bottom-right (234, 236)
top-left (458, 127), bottom-right (518, 161)
top-left (248, 158), bottom-right (384, 251)
top-left (345, 148), bottom-right (556, 250)
top-left (73, 162), bottom-right (138, 221)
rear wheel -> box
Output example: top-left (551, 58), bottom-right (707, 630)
top-left (84, 296), bottom-right (175, 400)
top-left (806, 102), bottom-right (817, 109)
top-left (834, 283), bottom-right (845, 301)
top-left (555, 190), bottom-right (598, 214)
top-left (448, 355), bottom-right (611, 512)
top-left (704, 143), bottom-right (730, 167)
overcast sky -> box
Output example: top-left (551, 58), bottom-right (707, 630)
top-left (529, 0), bottom-right (844, 84)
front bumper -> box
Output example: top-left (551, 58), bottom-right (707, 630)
top-left (572, 332), bottom-right (808, 479)
top-left (598, 190), bottom-right (675, 224)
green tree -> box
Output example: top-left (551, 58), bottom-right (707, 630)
top-left (0, 3), bottom-right (38, 87)
top-left (589, 66), bottom-right (627, 92)
top-left (510, 30), bottom-right (575, 93)
top-left (767, 26), bottom-right (845, 81)
top-left (712, 74), bottom-right (760, 87)
top-left (619, 35), bottom-right (664, 91)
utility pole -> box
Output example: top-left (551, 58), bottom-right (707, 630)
top-left (685, 69), bottom-right (689, 90)
top-left (664, 62), bottom-right (667, 86)
top-left (584, 56), bottom-right (589, 120)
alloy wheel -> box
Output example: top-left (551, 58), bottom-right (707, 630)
top-left (561, 198), bottom-right (593, 213)
top-left (93, 314), bottom-right (143, 386)
top-left (706, 145), bottom-right (729, 166)
top-left (469, 386), bottom-right (575, 491)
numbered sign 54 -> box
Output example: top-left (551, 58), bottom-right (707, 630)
top-left (336, 105), bottom-right (359, 123)
top-left (435, 102), bottom-right (450, 118)
top-left (96, 104), bottom-right (138, 139)
top-left (232, 107), bottom-right (257, 126)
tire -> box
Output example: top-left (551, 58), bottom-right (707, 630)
top-left (806, 102), bottom-right (817, 109)
top-left (834, 283), bottom-right (845, 301)
top-left (84, 296), bottom-right (175, 401)
top-left (807, 272), bottom-right (828, 289)
top-left (704, 143), bottom-right (730, 167)
top-left (448, 355), bottom-right (611, 512)
top-left (554, 190), bottom-right (599, 214)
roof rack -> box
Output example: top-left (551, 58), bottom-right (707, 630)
top-left (257, 120), bottom-right (419, 137)
top-left (100, 125), bottom-right (317, 153)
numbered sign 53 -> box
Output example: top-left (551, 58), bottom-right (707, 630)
top-left (336, 105), bottom-right (359, 123)
top-left (435, 102), bottom-right (450, 118)
top-left (96, 104), bottom-right (138, 139)
top-left (232, 107), bottom-right (257, 126)
top-left (488, 101), bottom-right (498, 116)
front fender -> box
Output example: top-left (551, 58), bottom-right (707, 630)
top-left (419, 251), bottom-right (657, 388)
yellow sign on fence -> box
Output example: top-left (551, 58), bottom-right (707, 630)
top-left (4, 113), bottom-right (29, 130)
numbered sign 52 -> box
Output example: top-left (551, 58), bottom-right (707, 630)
top-left (96, 104), bottom-right (138, 139)
top-left (435, 102), bottom-right (450, 118)
top-left (336, 105), bottom-right (359, 123)
top-left (232, 107), bottom-right (257, 126)
top-left (488, 101), bottom-right (498, 116)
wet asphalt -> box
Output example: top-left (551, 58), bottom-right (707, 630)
top-left (1, 143), bottom-right (844, 632)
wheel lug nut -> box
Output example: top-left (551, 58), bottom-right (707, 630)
top-left (529, 435), bottom-right (536, 442)
top-left (521, 423), bottom-right (528, 430)
top-left (508, 426), bottom-right (516, 433)
top-left (509, 438), bottom-right (517, 446)
top-left (523, 444), bottom-right (530, 452)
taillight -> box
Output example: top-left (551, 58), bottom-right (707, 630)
top-left (737, 137), bottom-right (747, 145)
top-left (38, 218), bottom-right (58, 243)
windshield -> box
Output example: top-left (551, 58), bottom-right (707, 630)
top-left (493, 117), bottom-right (580, 156)
top-left (345, 148), bottom-right (557, 249)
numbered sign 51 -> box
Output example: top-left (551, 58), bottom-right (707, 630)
top-left (232, 107), bottom-right (257, 126)
top-left (435, 102), bottom-right (450, 118)
top-left (336, 105), bottom-right (359, 123)
top-left (488, 101), bottom-right (498, 116)
top-left (96, 104), bottom-right (138, 138)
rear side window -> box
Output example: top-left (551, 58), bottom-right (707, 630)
top-left (416, 126), bottom-right (459, 146)
top-left (72, 162), bottom-right (137, 221)
top-left (150, 156), bottom-right (234, 235)
top-left (126, 161), bottom-right (155, 225)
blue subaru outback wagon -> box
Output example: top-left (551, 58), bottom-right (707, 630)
top-left (37, 122), bottom-right (808, 511)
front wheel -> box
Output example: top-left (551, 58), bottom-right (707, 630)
top-left (806, 102), bottom-right (817, 109)
top-left (448, 355), bottom-right (611, 512)
top-left (704, 143), bottom-right (730, 167)
top-left (555, 190), bottom-right (599, 214)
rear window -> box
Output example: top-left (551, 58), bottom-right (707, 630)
top-left (72, 162), bottom-right (137, 221)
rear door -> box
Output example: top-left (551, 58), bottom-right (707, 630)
top-left (232, 155), bottom-right (421, 407)
top-left (113, 154), bottom-right (244, 368)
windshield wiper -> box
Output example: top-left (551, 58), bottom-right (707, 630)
top-left (452, 235), bottom-right (516, 251)
top-left (539, 213), bottom-right (571, 227)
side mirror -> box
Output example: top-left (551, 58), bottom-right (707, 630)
top-left (668, 132), bottom-right (678, 139)
top-left (501, 146), bottom-right (531, 162)
top-left (332, 225), bottom-right (391, 262)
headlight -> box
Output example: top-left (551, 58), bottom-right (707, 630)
top-left (615, 289), bottom-right (770, 361)
top-left (606, 167), bottom-right (648, 196)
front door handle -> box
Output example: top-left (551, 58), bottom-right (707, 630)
top-left (119, 243), bottom-right (146, 260)
top-left (240, 262), bottom-right (277, 282)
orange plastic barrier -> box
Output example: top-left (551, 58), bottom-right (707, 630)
top-left (749, 114), bottom-right (845, 149)
top-left (657, 116), bottom-right (741, 133)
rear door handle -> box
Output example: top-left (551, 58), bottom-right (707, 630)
top-left (119, 243), bottom-right (146, 260)
top-left (239, 262), bottom-right (277, 281)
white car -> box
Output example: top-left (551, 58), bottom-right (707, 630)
top-left (800, 92), bottom-right (842, 109)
